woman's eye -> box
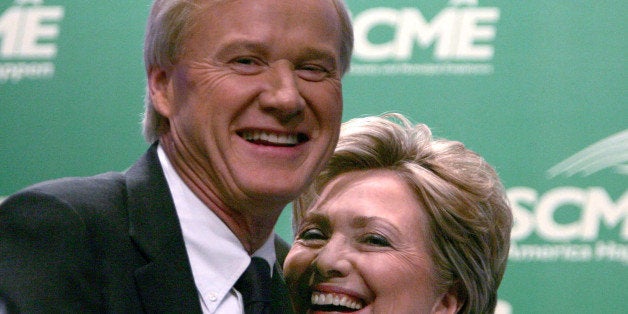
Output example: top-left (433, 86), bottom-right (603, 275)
top-left (298, 228), bottom-right (327, 241)
top-left (362, 234), bottom-right (391, 247)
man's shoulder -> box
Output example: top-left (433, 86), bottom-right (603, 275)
top-left (0, 171), bottom-right (147, 313)
top-left (0, 172), bottom-right (130, 229)
top-left (2, 144), bottom-right (160, 209)
top-left (10, 171), bottom-right (126, 205)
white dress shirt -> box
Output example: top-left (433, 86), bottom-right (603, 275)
top-left (158, 145), bottom-right (276, 314)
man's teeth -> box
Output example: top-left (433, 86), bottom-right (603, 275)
top-left (241, 130), bottom-right (299, 145)
top-left (311, 292), bottom-right (363, 310)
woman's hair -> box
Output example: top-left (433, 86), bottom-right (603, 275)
top-left (141, 0), bottom-right (354, 143)
top-left (293, 113), bottom-right (513, 313)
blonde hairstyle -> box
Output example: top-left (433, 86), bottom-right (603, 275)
top-left (141, 0), bottom-right (354, 143)
top-left (293, 113), bottom-right (512, 313)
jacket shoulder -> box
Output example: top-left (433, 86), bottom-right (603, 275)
top-left (274, 234), bottom-right (292, 267)
top-left (12, 171), bottom-right (126, 205)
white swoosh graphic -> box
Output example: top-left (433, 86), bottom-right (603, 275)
top-left (547, 129), bottom-right (628, 178)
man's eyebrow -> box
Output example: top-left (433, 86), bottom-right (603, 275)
top-left (215, 38), bottom-right (338, 64)
top-left (297, 46), bottom-right (338, 66)
top-left (215, 39), bottom-right (269, 56)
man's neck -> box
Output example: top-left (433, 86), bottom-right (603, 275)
top-left (159, 136), bottom-right (283, 253)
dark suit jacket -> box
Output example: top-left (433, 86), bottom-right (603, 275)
top-left (0, 144), bottom-right (294, 313)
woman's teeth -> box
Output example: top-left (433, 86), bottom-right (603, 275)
top-left (311, 291), bottom-right (363, 310)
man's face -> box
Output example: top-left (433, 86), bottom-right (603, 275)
top-left (151, 0), bottom-right (344, 210)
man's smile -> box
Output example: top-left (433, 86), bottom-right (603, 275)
top-left (238, 129), bottom-right (309, 147)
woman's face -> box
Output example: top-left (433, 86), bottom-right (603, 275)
top-left (284, 170), bottom-right (458, 313)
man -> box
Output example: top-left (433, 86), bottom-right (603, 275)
top-left (0, 0), bottom-right (353, 312)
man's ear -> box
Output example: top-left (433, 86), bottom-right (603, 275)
top-left (432, 288), bottom-right (462, 314)
top-left (147, 66), bottom-right (174, 118)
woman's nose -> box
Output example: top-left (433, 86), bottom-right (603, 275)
top-left (314, 237), bottom-right (352, 279)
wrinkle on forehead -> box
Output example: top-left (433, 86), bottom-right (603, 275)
top-left (184, 0), bottom-right (343, 63)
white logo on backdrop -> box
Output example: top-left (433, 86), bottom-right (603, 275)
top-left (351, 0), bottom-right (499, 76)
top-left (547, 129), bottom-right (628, 178)
top-left (507, 130), bottom-right (628, 265)
top-left (0, 0), bottom-right (64, 83)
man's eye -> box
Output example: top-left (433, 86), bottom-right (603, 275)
top-left (301, 65), bottom-right (325, 72)
top-left (298, 228), bottom-right (327, 241)
top-left (361, 234), bottom-right (391, 247)
top-left (230, 57), bottom-right (263, 74)
top-left (296, 65), bottom-right (329, 82)
top-left (234, 57), bottom-right (256, 65)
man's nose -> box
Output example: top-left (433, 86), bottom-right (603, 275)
top-left (258, 61), bottom-right (306, 123)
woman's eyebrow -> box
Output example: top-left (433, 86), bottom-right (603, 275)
top-left (351, 216), bottom-right (401, 233)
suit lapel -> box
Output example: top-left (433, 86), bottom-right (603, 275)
top-left (271, 260), bottom-right (295, 314)
top-left (126, 143), bottom-right (202, 313)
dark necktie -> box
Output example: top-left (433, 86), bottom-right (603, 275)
top-left (234, 257), bottom-right (272, 314)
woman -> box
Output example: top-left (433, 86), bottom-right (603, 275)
top-left (284, 113), bottom-right (512, 313)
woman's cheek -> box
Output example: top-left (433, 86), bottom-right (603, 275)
top-left (284, 245), bottom-right (314, 280)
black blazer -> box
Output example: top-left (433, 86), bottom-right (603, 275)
top-left (0, 144), bottom-right (294, 313)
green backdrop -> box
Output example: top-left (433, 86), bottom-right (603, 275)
top-left (1, 1), bottom-right (625, 313)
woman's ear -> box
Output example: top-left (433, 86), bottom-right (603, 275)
top-left (147, 66), bottom-right (174, 118)
top-left (432, 288), bottom-right (462, 314)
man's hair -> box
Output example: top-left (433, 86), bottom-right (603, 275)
top-left (141, 0), bottom-right (354, 143)
top-left (293, 113), bottom-right (513, 313)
